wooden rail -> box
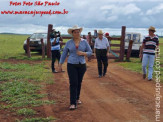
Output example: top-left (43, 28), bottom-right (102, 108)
top-left (45, 25), bottom-right (126, 61)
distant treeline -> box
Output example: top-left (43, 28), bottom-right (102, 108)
top-left (0, 33), bottom-right (162, 38)
top-left (0, 33), bottom-right (30, 36)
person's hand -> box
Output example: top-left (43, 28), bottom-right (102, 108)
top-left (94, 53), bottom-right (96, 58)
top-left (106, 53), bottom-right (109, 58)
top-left (77, 51), bottom-right (86, 56)
top-left (139, 53), bottom-right (142, 58)
top-left (58, 64), bottom-right (62, 72)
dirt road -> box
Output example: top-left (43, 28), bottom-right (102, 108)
top-left (0, 59), bottom-right (162, 122)
top-left (45, 60), bottom-right (163, 122)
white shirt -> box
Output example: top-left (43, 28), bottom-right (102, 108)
top-left (50, 37), bottom-right (60, 50)
top-left (94, 36), bottom-right (110, 49)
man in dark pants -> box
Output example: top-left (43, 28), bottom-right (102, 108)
top-left (94, 30), bottom-right (110, 78)
top-left (50, 31), bottom-right (63, 73)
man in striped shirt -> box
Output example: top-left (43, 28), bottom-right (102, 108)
top-left (139, 26), bottom-right (159, 81)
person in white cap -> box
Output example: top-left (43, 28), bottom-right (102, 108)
top-left (58, 25), bottom-right (92, 110)
top-left (139, 26), bottom-right (159, 81)
top-left (94, 30), bottom-right (110, 78)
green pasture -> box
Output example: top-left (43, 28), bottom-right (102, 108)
top-left (0, 34), bottom-right (29, 59)
top-left (0, 34), bottom-right (51, 60)
top-left (0, 34), bottom-right (55, 121)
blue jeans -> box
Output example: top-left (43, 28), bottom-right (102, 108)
top-left (142, 54), bottom-right (155, 80)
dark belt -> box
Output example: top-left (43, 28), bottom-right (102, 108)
top-left (68, 63), bottom-right (86, 68)
top-left (96, 49), bottom-right (107, 56)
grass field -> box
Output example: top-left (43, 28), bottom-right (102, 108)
top-left (0, 34), bottom-right (28, 59)
top-left (0, 34), bottom-right (55, 121)
top-left (0, 34), bottom-right (47, 60)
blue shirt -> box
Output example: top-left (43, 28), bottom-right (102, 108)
top-left (51, 37), bottom-right (60, 50)
top-left (94, 36), bottom-right (110, 49)
top-left (59, 39), bottom-right (92, 64)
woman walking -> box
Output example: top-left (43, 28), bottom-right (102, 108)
top-left (58, 25), bottom-right (92, 110)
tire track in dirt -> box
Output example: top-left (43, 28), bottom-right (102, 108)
top-left (82, 70), bottom-right (147, 121)
top-left (82, 60), bottom-right (162, 122)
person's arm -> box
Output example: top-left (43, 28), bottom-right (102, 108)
top-left (106, 38), bottom-right (110, 57)
top-left (58, 42), bottom-right (69, 72)
top-left (94, 48), bottom-right (96, 54)
top-left (139, 37), bottom-right (146, 58)
top-left (94, 38), bottom-right (97, 53)
top-left (90, 36), bottom-right (93, 45)
top-left (139, 43), bottom-right (144, 58)
top-left (94, 38), bottom-right (97, 58)
top-left (85, 41), bottom-right (92, 56)
top-left (77, 41), bottom-right (92, 57)
top-left (107, 47), bottom-right (110, 52)
top-left (51, 38), bottom-right (57, 45)
top-left (59, 37), bottom-right (63, 42)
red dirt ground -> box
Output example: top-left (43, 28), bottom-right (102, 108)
top-left (0, 59), bottom-right (163, 122)
top-left (46, 59), bottom-right (163, 122)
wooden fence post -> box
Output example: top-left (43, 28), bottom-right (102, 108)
top-left (119, 26), bottom-right (126, 61)
top-left (126, 40), bottom-right (133, 61)
top-left (140, 46), bottom-right (143, 62)
top-left (41, 38), bottom-right (45, 59)
top-left (27, 38), bottom-right (31, 58)
top-left (47, 24), bottom-right (53, 58)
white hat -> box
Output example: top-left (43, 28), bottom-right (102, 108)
top-left (97, 30), bottom-right (104, 34)
top-left (68, 25), bottom-right (83, 35)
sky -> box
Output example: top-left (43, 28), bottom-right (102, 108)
top-left (0, 0), bottom-right (163, 34)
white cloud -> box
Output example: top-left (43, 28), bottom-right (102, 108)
top-left (146, 3), bottom-right (163, 15)
top-left (100, 4), bottom-right (141, 16)
top-left (123, 4), bottom-right (141, 15)
top-left (142, 17), bottom-right (150, 23)
top-left (139, 12), bottom-right (144, 16)
top-left (107, 16), bottom-right (118, 22)
top-left (101, 5), bottom-right (115, 10)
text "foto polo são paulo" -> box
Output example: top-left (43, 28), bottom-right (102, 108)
top-left (10, 1), bottom-right (60, 6)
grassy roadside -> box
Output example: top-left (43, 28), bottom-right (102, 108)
top-left (119, 37), bottom-right (163, 82)
top-left (0, 34), bottom-right (56, 121)
top-left (0, 62), bottom-right (55, 121)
